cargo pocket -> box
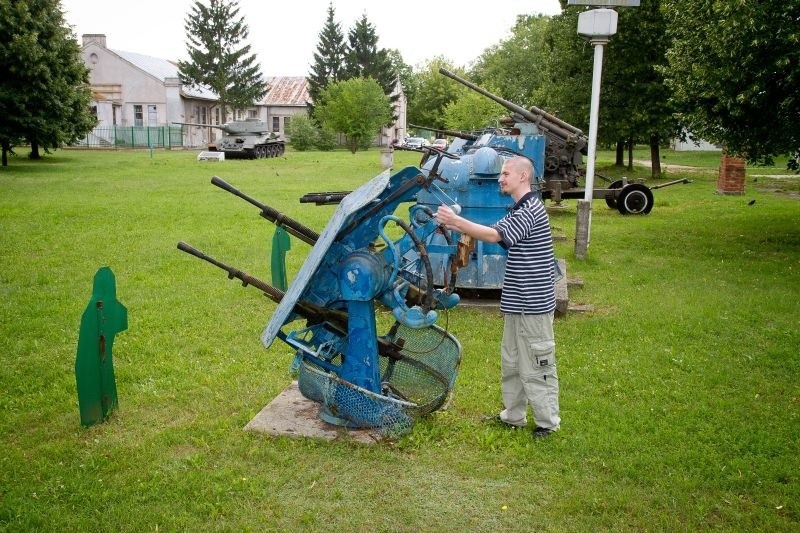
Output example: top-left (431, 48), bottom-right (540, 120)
top-left (530, 340), bottom-right (556, 368)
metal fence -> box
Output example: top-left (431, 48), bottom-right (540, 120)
top-left (74, 126), bottom-right (184, 149)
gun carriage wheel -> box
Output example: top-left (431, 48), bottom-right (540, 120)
top-left (616, 183), bottom-right (654, 215)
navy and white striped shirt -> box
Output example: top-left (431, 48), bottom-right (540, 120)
top-left (491, 192), bottom-right (556, 314)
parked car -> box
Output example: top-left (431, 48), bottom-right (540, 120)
top-left (403, 137), bottom-right (430, 149)
top-left (432, 138), bottom-right (448, 150)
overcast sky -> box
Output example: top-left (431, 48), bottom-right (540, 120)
top-left (61, 0), bottom-right (562, 76)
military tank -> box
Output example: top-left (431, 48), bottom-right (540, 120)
top-left (176, 118), bottom-right (285, 159)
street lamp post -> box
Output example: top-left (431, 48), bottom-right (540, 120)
top-left (568, 0), bottom-right (639, 260)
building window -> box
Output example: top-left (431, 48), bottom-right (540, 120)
top-left (284, 116), bottom-right (291, 130)
top-left (248, 109), bottom-right (257, 119)
top-left (148, 104), bottom-right (157, 125)
top-left (199, 106), bottom-right (207, 125)
top-left (214, 108), bottom-right (221, 125)
top-left (272, 117), bottom-right (280, 132)
top-left (133, 104), bottom-right (143, 126)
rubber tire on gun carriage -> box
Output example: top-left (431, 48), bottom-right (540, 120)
top-left (616, 183), bottom-right (654, 215)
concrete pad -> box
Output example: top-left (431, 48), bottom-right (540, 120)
top-left (244, 381), bottom-right (381, 445)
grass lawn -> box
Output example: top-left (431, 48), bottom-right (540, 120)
top-left (1, 147), bottom-right (798, 530)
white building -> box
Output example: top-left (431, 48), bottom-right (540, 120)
top-left (79, 34), bottom-right (405, 149)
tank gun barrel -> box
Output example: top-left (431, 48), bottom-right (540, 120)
top-left (409, 124), bottom-right (479, 141)
top-left (172, 121), bottom-right (223, 129)
top-left (437, 68), bottom-right (585, 141)
top-left (210, 176), bottom-right (320, 244)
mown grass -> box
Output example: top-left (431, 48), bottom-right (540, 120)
top-left (1, 147), bottom-right (798, 530)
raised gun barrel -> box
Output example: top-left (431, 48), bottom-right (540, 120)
top-left (438, 68), bottom-right (585, 141)
top-left (409, 124), bottom-right (479, 142)
top-left (176, 241), bottom-right (411, 360)
top-left (438, 67), bottom-right (587, 185)
top-left (177, 241), bottom-right (286, 302)
top-left (211, 176), bottom-right (320, 244)
top-left (177, 241), bottom-right (350, 327)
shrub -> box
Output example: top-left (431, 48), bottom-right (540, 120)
top-left (315, 126), bottom-right (337, 151)
top-left (286, 114), bottom-right (318, 151)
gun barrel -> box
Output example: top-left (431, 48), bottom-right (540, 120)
top-left (438, 68), bottom-right (584, 138)
top-left (172, 122), bottom-right (222, 129)
top-left (177, 241), bottom-right (352, 328)
top-left (299, 191), bottom-right (352, 205)
top-left (211, 176), bottom-right (320, 244)
top-left (409, 124), bottom-right (479, 141)
top-left (177, 241), bottom-right (285, 303)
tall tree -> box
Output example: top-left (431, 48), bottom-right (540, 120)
top-left (178, 0), bottom-right (266, 121)
top-left (307, 3), bottom-right (347, 110)
top-left (599, 1), bottom-right (678, 175)
top-left (543, 2), bottom-right (679, 177)
top-left (661, 0), bottom-right (800, 168)
top-left (407, 57), bottom-right (467, 131)
top-left (471, 14), bottom-right (552, 106)
top-left (314, 77), bottom-right (391, 153)
top-left (443, 89), bottom-right (507, 132)
top-left (386, 48), bottom-right (413, 101)
top-left (0, 0), bottom-right (95, 165)
top-left (540, 7), bottom-right (592, 129)
top-left (343, 14), bottom-right (396, 98)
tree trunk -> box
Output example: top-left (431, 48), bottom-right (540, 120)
top-left (615, 141), bottom-right (624, 166)
top-left (627, 137), bottom-right (634, 171)
top-left (2, 145), bottom-right (7, 167)
top-left (29, 140), bottom-right (41, 160)
top-left (650, 134), bottom-right (662, 177)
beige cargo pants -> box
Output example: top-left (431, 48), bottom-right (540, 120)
top-left (498, 312), bottom-right (561, 430)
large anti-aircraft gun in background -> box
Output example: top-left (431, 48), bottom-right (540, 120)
top-left (174, 118), bottom-right (285, 159)
top-left (438, 68), bottom-right (588, 201)
top-left (436, 68), bottom-right (689, 215)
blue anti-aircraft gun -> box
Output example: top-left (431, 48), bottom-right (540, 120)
top-left (178, 161), bottom-right (464, 436)
top-left (302, 134), bottom-right (551, 293)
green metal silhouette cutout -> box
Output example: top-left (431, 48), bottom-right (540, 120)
top-left (75, 267), bottom-right (128, 426)
top-left (270, 226), bottom-right (291, 291)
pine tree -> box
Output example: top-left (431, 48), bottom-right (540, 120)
top-left (178, 0), bottom-right (266, 120)
top-left (343, 14), bottom-right (396, 99)
top-left (0, 0), bottom-right (96, 165)
top-left (307, 3), bottom-right (346, 109)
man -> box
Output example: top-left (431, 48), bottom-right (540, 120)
top-left (435, 156), bottom-right (560, 439)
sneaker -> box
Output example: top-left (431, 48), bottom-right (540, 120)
top-left (532, 426), bottom-right (555, 439)
top-left (483, 414), bottom-right (526, 429)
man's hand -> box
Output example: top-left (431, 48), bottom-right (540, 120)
top-left (435, 204), bottom-right (460, 230)
top-left (435, 204), bottom-right (502, 244)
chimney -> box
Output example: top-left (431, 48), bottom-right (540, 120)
top-left (82, 34), bottom-right (107, 48)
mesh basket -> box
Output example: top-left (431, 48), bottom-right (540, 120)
top-left (296, 321), bottom-right (461, 437)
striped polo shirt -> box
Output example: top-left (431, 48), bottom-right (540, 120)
top-left (491, 191), bottom-right (556, 314)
